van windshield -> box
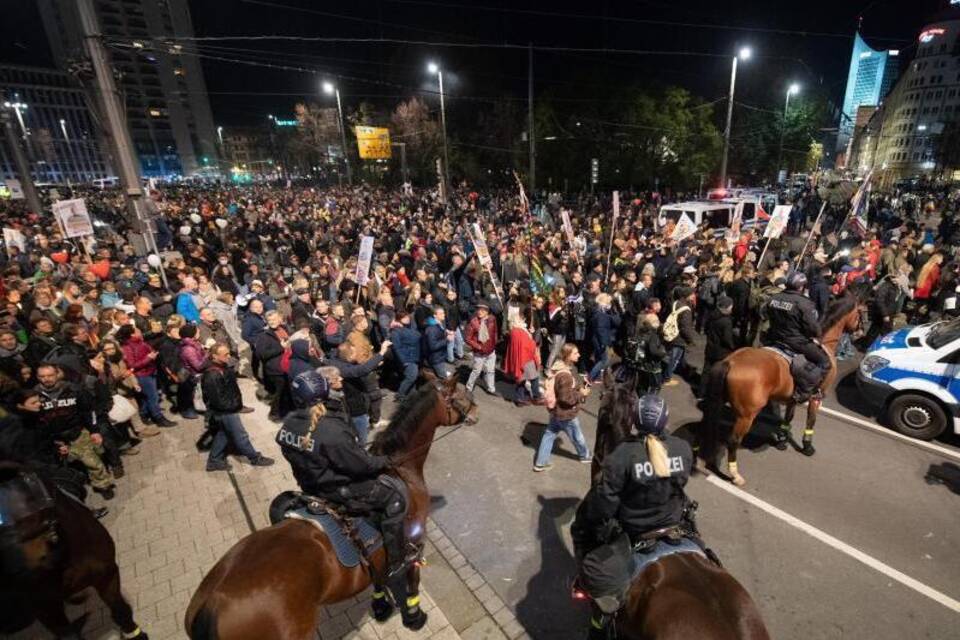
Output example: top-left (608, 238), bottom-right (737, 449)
top-left (926, 319), bottom-right (960, 349)
top-left (703, 207), bottom-right (731, 229)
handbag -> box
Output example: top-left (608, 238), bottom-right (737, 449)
top-left (194, 382), bottom-right (207, 412)
top-left (108, 394), bottom-right (137, 424)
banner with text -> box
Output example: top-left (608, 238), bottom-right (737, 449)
top-left (52, 198), bottom-right (94, 238)
top-left (355, 235), bottom-right (375, 286)
top-left (355, 126), bottom-right (392, 159)
top-left (671, 212), bottom-right (697, 242)
top-left (3, 180), bottom-right (24, 200)
top-left (764, 205), bottom-right (792, 239)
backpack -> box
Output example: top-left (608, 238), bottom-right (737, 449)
top-left (661, 302), bottom-right (687, 343)
top-left (698, 277), bottom-right (719, 307)
top-left (279, 347), bottom-right (293, 374)
top-left (544, 370), bottom-right (572, 410)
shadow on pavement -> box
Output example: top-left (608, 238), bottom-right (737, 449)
top-left (834, 370), bottom-right (880, 419)
top-left (514, 495), bottom-right (586, 640)
top-left (926, 462), bottom-right (960, 496)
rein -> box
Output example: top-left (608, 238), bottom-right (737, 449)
top-left (385, 419), bottom-right (471, 468)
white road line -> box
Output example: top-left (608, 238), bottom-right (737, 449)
top-left (819, 406), bottom-right (960, 463)
top-left (704, 475), bottom-right (960, 614)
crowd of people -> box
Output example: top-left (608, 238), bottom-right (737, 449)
top-left (0, 178), bottom-right (955, 536)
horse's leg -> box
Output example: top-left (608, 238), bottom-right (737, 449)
top-left (370, 577), bottom-right (395, 622)
top-left (33, 596), bottom-right (84, 640)
top-left (802, 397), bottom-right (820, 457)
top-left (774, 402), bottom-right (796, 451)
top-left (94, 566), bottom-right (148, 639)
top-left (727, 415), bottom-right (753, 487)
top-left (399, 563), bottom-right (428, 630)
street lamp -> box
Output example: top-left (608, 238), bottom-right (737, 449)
top-left (323, 80), bottom-right (352, 185)
top-left (719, 47), bottom-right (752, 188)
top-left (776, 83), bottom-right (801, 184)
top-left (59, 118), bottom-right (70, 142)
top-left (217, 125), bottom-right (223, 145)
top-left (3, 100), bottom-right (28, 139)
top-left (427, 61), bottom-right (450, 184)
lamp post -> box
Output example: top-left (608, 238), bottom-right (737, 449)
top-left (776, 83), bottom-right (800, 184)
top-left (719, 47), bottom-right (752, 189)
top-left (323, 81), bottom-right (352, 185)
top-left (427, 62), bottom-right (450, 184)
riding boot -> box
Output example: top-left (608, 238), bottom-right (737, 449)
top-left (587, 603), bottom-right (611, 640)
top-left (380, 521), bottom-right (413, 578)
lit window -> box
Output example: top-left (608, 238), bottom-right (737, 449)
top-left (148, 109), bottom-right (162, 117)
top-left (174, 68), bottom-right (185, 76)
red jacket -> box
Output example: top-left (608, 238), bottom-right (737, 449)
top-left (504, 327), bottom-right (540, 382)
top-left (178, 337), bottom-right (208, 376)
top-left (465, 315), bottom-right (497, 356)
top-left (121, 335), bottom-right (157, 377)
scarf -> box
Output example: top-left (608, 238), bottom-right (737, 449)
top-left (478, 317), bottom-right (489, 343)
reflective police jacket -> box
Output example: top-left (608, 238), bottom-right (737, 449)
top-left (275, 400), bottom-right (388, 498)
top-left (584, 434), bottom-right (692, 538)
top-left (763, 290), bottom-right (821, 349)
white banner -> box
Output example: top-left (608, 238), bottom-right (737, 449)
top-left (470, 223), bottom-right (494, 270)
top-left (731, 200), bottom-right (744, 226)
top-left (612, 190), bottom-right (620, 221)
top-left (355, 235), bottom-right (375, 286)
top-left (4, 180), bottom-right (24, 200)
top-left (3, 228), bottom-right (25, 254)
top-left (52, 198), bottom-right (94, 238)
top-left (560, 209), bottom-right (576, 248)
top-left (671, 212), bottom-right (697, 242)
top-left (764, 205), bottom-right (792, 239)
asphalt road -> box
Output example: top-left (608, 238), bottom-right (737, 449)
top-left (403, 344), bottom-right (960, 640)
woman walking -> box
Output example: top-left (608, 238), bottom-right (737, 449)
top-left (533, 344), bottom-right (591, 471)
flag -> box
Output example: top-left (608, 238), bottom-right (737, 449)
top-left (849, 172), bottom-right (873, 236)
top-left (731, 200), bottom-right (745, 226)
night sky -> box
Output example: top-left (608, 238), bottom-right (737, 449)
top-left (0, 0), bottom-right (948, 127)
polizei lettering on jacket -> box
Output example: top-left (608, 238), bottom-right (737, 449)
top-left (277, 427), bottom-right (314, 452)
top-left (633, 456), bottom-right (685, 479)
top-left (768, 299), bottom-right (795, 311)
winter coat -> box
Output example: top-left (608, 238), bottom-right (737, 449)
top-left (121, 335), bottom-right (157, 377)
top-left (178, 337), bottom-right (208, 376)
top-left (465, 314), bottom-right (497, 356)
top-left (389, 325), bottom-right (421, 365)
top-left (421, 318), bottom-right (448, 367)
top-left (548, 361), bottom-right (584, 421)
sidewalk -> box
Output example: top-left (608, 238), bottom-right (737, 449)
top-left (14, 380), bottom-right (508, 640)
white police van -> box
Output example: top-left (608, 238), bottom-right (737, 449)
top-left (857, 319), bottom-right (960, 440)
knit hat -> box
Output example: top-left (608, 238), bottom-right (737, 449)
top-left (717, 296), bottom-right (733, 311)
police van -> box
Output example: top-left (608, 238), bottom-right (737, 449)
top-left (857, 319), bottom-right (960, 440)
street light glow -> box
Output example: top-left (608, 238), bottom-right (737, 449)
top-left (322, 81), bottom-right (335, 95)
top-left (788, 83), bottom-right (801, 95)
top-left (738, 47), bottom-right (752, 60)
top-left (427, 62), bottom-right (439, 74)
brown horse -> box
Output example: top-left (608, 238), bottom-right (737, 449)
top-left (184, 377), bottom-right (476, 640)
top-left (702, 293), bottom-right (863, 485)
top-left (0, 460), bottom-right (148, 640)
top-left (589, 382), bottom-right (771, 639)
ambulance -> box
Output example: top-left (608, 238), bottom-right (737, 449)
top-left (857, 319), bottom-right (960, 440)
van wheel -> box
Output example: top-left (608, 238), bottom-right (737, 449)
top-left (888, 394), bottom-right (947, 440)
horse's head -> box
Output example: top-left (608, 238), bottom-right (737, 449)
top-left (432, 374), bottom-right (478, 426)
top-left (0, 464), bottom-right (59, 575)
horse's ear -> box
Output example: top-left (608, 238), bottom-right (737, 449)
top-left (442, 373), bottom-right (458, 394)
top-left (421, 368), bottom-right (438, 384)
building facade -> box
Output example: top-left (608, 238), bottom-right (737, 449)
top-left (837, 32), bottom-right (901, 161)
top-left (37, 0), bottom-right (219, 178)
top-left (848, 6), bottom-right (960, 186)
top-left (0, 64), bottom-right (112, 184)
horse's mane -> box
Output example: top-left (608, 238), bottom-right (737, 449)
top-left (820, 293), bottom-right (858, 333)
top-left (369, 385), bottom-right (438, 456)
top-left (596, 371), bottom-right (639, 462)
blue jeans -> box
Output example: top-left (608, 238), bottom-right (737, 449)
top-left (516, 377), bottom-right (542, 403)
top-left (136, 374), bottom-right (163, 419)
top-left (534, 416), bottom-right (590, 467)
top-left (398, 362), bottom-right (419, 397)
top-left (208, 413), bottom-right (259, 463)
top-left (663, 345), bottom-right (686, 382)
top-left (588, 348), bottom-right (610, 382)
top-left (447, 328), bottom-right (464, 362)
top-left (352, 414), bottom-right (370, 444)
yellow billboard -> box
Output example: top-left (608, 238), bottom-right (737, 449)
top-left (355, 126), bottom-right (392, 159)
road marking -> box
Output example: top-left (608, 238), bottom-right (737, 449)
top-left (819, 406), bottom-right (960, 463)
top-left (704, 475), bottom-right (960, 614)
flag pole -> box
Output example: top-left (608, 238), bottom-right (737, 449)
top-left (794, 201), bottom-right (828, 268)
top-left (604, 191), bottom-right (619, 282)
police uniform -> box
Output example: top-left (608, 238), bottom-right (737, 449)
top-left (583, 434), bottom-right (692, 541)
top-left (275, 398), bottom-right (409, 574)
top-left (763, 290), bottom-right (831, 371)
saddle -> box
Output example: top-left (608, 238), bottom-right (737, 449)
top-left (268, 491), bottom-right (383, 569)
top-left (762, 345), bottom-right (823, 402)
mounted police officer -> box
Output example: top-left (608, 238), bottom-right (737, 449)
top-left (275, 368), bottom-right (417, 580)
top-left (762, 272), bottom-right (831, 401)
top-left (572, 395), bottom-right (694, 640)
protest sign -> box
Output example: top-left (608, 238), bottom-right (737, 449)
top-left (3, 228), bottom-right (25, 254)
top-left (763, 205), bottom-right (791, 239)
top-left (355, 235), bottom-right (375, 286)
top-left (671, 212), bottom-right (697, 242)
top-left (52, 198), bottom-right (94, 238)
top-left (561, 209), bottom-right (576, 248)
top-left (4, 180), bottom-right (24, 200)
top-left (468, 223), bottom-right (504, 305)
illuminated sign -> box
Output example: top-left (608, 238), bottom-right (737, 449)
top-left (274, 119), bottom-right (298, 127)
top-left (919, 28), bottom-right (945, 43)
top-left (355, 126), bottom-right (392, 159)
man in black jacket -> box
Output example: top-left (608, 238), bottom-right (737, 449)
top-left (201, 343), bottom-right (274, 472)
top-left (326, 339), bottom-right (391, 444)
top-left (699, 296), bottom-right (737, 397)
top-left (865, 270), bottom-right (909, 345)
top-left (276, 368), bottom-right (419, 585)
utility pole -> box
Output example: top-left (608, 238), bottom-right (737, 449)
top-left (333, 88), bottom-right (352, 185)
top-left (719, 56), bottom-right (738, 189)
top-left (528, 43), bottom-right (536, 197)
top-left (76, 0), bottom-right (164, 266)
top-left (1, 109), bottom-right (43, 216)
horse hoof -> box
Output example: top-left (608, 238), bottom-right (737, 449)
top-left (774, 440), bottom-right (789, 451)
top-left (801, 443), bottom-right (816, 457)
top-left (401, 608), bottom-right (428, 630)
top-left (371, 597), bottom-right (395, 622)
top-left (731, 474), bottom-right (746, 487)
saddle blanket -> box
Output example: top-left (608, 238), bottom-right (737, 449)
top-left (762, 345), bottom-right (796, 362)
top-left (631, 538), bottom-right (705, 580)
top-left (284, 508), bottom-right (383, 568)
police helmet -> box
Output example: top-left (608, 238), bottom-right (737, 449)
top-left (786, 272), bottom-right (807, 292)
top-left (636, 394), bottom-right (669, 436)
top-left (290, 370), bottom-right (330, 407)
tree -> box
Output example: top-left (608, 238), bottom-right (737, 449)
top-left (390, 97), bottom-right (443, 185)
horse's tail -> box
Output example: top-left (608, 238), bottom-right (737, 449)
top-left (699, 359), bottom-right (731, 465)
top-left (188, 603), bottom-right (218, 640)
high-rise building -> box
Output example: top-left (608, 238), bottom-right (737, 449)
top-left (848, 4), bottom-right (960, 186)
top-left (0, 63), bottom-right (112, 184)
top-left (837, 32), bottom-right (901, 161)
top-left (36, 0), bottom-right (219, 177)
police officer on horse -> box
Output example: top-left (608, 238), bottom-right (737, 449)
top-left (572, 395), bottom-right (694, 639)
top-left (275, 368), bottom-right (417, 579)
top-left (762, 272), bottom-right (831, 402)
